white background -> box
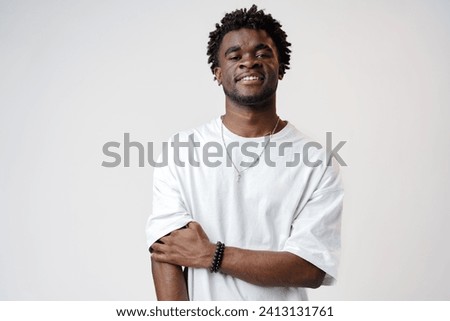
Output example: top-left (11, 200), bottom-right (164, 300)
top-left (1, 0), bottom-right (449, 300)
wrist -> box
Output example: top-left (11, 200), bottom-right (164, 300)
top-left (209, 241), bottom-right (225, 273)
top-left (202, 242), bottom-right (217, 269)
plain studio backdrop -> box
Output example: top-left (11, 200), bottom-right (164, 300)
top-left (1, 0), bottom-right (449, 300)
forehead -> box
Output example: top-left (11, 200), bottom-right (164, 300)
top-left (219, 28), bottom-right (277, 52)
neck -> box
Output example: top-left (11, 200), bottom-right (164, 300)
top-left (222, 99), bottom-right (283, 137)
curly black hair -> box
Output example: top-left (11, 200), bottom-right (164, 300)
top-left (207, 4), bottom-right (291, 77)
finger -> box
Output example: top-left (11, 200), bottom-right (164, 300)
top-left (152, 251), bottom-right (180, 265)
top-left (151, 242), bottom-right (167, 253)
top-left (159, 234), bottom-right (173, 244)
top-left (151, 252), bottom-right (167, 263)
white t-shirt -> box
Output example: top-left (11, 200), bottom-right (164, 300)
top-left (146, 117), bottom-right (343, 300)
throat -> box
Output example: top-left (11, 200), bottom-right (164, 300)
top-left (221, 112), bottom-right (282, 138)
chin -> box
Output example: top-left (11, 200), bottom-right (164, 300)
top-left (225, 86), bottom-right (277, 107)
top-left (229, 92), bottom-right (276, 107)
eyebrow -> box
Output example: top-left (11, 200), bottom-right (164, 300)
top-left (224, 45), bottom-right (241, 57)
top-left (255, 43), bottom-right (272, 52)
top-left (223, 43), bottom-right (273, 57)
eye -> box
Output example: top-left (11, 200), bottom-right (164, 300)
top-left (229, 56), bottom-right (240, 61)
top-left (256, 52), bottom-right (271, 59)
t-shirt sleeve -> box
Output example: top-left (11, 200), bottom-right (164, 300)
top-left (282, 158), bottom-right (344, 285)
top-left (145, 143), bottom-right (193, 249)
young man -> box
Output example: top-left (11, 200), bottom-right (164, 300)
top-left (146, 5), bottom-right (343, 300)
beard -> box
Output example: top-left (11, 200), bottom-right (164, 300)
top-left (222, 81), bottom-right (278, 108)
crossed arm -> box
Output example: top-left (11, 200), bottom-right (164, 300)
top-left (150, 222), bottom-right (325, 301)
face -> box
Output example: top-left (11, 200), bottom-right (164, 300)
top-left (214, 28), bottom-right (283, 107)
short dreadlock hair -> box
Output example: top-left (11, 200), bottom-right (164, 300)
top-left (207, 4), bottom-right (291, 77)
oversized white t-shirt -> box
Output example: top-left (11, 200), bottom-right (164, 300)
top-left (146, 117), bottom-right (343, 300)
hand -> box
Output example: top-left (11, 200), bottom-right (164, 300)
top-left (151, 222), bottom-right (216, 269)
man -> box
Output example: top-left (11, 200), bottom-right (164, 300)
top-left (146, 5), bottom-right (343, 300)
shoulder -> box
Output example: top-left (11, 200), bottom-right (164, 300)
top-left (281, 122), bottom-right (344, 189)
top-left (277, 122), bottom-right (327, 161)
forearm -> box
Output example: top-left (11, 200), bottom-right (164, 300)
top-left (151, 222), bottom-right (326, 289)
top-left (151, 257), bottom-right (188, 300)
top-left (218, 247), bottom-right (325, 288)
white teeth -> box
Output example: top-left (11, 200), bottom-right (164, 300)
top-left (241, 76), bottom-right (260, 81)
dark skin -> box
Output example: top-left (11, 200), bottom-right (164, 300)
top-left (150, 28), bottom-right (325, 300)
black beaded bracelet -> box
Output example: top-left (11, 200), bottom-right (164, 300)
top-left (210, 241), bottom-right (225, 273)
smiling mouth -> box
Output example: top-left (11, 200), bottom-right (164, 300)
top-left (236, 75), bottom-right (265, 82)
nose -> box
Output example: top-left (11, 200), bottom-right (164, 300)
top-left (239, 55), bottom-right (261, 69)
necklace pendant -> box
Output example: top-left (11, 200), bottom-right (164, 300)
top-left (237, 173), bottom-right (241, 182)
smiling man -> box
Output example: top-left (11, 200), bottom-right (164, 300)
top-left (146, 5), bottom-right (344, 301)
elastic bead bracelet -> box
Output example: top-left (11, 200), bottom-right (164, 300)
top-left (210, 241), bottom-right (225, 273)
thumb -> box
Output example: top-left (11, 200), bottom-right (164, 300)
top-left (187, 221), bottom-right (201, 230)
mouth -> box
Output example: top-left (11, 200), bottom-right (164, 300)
top-left (236, 74), bottom-right (265, 82)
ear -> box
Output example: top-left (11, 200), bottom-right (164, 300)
top-left (214, 67), bottom-right (222, 85)
top-left (278, 64), bottom-right (284, 80)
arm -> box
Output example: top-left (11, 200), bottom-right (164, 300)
top-left (220, 248), bottom-right (325, 288)
top-left (151, 222), bottom-right (325, 288)
top-left (151, 256), bottom-right (189, 300)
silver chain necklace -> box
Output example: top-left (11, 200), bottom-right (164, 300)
top-left (220, 116), bottom-right (280, 182)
